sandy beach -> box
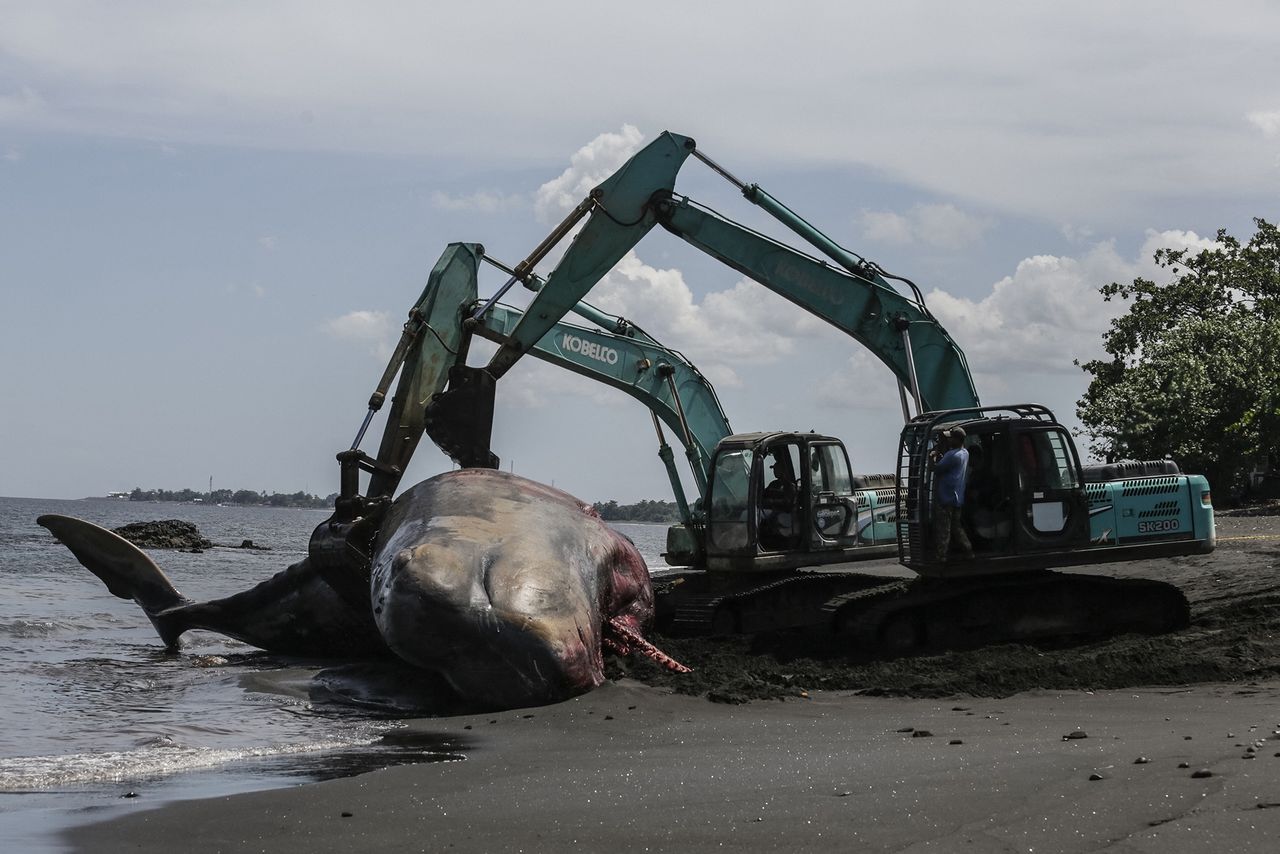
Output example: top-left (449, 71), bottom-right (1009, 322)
top-left (67, 680), bottom-right (1280, 852)
top-left (59, 511), bottom-right (1280, 852)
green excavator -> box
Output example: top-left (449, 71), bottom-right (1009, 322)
top-left (312, 131), bottom-right (1216, 654)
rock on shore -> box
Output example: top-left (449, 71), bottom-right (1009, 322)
top-left (112, 520), bottom-right (213, 551)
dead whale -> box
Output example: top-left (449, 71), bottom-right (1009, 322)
top-left (370, 469), bottom-right (666, 708)
top-left (38, 469), bottom-right (686, 710)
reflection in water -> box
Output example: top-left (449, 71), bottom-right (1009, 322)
top-left (269, 730), bottom-right (472, 782)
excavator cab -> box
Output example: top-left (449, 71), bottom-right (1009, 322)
top-left (699, 432), bottom-right (895, 572)
top-left (898, 406), bottom-right (1093, 576)
top-left (898, 405), bottom-right (1214, 577)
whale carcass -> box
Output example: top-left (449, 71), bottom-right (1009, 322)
top-left (38, 469), bottom-right (686, 710)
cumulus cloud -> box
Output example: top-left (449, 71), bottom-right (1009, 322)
top-left (321, 310), bottom-right (395, 359)
top-left (534, 125), bottom-right (643, 223)
top-left (926, 229), bottom-right (1220, 382)
top-left (531, 218), bottom-right (1221, 418)
top-left (588, 251), bottom-right (836, 386)
top-left (856, 204), bottom-right (992, 249)
top-left (430, 190), bottom-right (526, 214)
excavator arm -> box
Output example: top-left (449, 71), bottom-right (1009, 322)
top-left (426, 131), bottom-right (978, 470)
top-left (655, 195), bottom-right (978, 412)
top-left (313, 239), bottom-right (733, 584)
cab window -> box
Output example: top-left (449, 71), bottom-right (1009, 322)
top-left (708, 449), bottom-right (753, 552)
top-left (1017, 430), bottom-right (1080, 490)
top-left (809, 444), bottom-right (853, 495)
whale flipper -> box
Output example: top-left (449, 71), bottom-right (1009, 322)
top-left (37, 514), bottom-right (191, 648)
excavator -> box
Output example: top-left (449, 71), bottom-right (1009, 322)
top-left (312, 131), bottom-right (1216, 654)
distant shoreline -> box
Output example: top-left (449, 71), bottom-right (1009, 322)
top-left (77, 496), bottom-right (332, 511)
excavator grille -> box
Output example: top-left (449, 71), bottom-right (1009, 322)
top-left (1137, 500), bottom-right (1181, 519)
top-left (1084, 483), bottom-right (1110, 506)
top-left (1120, 477), bottom-right (1182, 497)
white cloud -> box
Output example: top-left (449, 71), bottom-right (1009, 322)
top-left (2, 146), bottom-right (20, 162)
top-left (914, 204), bottom-right (993, 249)
top-left (321, 310), bottom-right (394, 359)
top-left (0, 7), bottom-right (1277, 223)
top-left (430, 190), bottom-right (525, 214)
top-left (534, 125), bottom-right (643, 223)
top-left (927, 228), bottom-right (1220, 383)
top-left (1059, 223), bottom-right (1096, 244)
top-left (1, 7), bottom-right (1278, 228)
top-left (1248, 109), bottom-right (1280, 137)
top-left (589, 251), bottom-right (835, 387)
top-left (857, 204), bottom-right (992, 249)
top-left (257, 235), bottom-right (278, 250)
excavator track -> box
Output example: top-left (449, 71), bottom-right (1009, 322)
top-left (656, 569), bottom-right (1190, 660)
top-left (828, 571), bottom-right (1190, 659)
top-left (657, 571), bottom-right (905, 637)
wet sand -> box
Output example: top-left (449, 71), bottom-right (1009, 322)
top-left (67, 681), bottom-right (1280, 852)
top-left (67, 513), bottom-right (1280, 852)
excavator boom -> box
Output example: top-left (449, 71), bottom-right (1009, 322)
top-left (427, 131), bottom-right (978, 471)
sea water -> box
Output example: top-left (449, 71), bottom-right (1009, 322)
top-left (0, 495), bottom-right (668, 852)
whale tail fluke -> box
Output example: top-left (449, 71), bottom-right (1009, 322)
top-left (37, 514), bottom-right (194, 649)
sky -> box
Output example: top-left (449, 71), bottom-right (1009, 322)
top-left (2, 1), bottom-right (1278, 503)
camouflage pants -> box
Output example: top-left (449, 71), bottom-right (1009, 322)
top-left (934, 504), bottom-right (973, 563)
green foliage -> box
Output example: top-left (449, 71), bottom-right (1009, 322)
top-left (128, 486), bottom-right (337, 508)
top-left (592, 498), bottom-right (680, 523)
top-left (1077, 218), bottom-right (1280, 497)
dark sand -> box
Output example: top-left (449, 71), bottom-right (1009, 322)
top-left (67, 513), bottom-right (1280, 852)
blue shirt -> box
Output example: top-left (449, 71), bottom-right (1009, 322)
top-left (934, 447), bottom-right (969, 508)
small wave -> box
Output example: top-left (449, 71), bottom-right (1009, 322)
top-left (0, 738), bottom-right (376, 790)
top-left (0, 618), bottom-right (74, 638)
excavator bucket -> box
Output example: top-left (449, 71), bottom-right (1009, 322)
top-left (424, 365), bottom-right (500, 470)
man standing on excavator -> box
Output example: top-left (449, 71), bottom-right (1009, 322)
top-left (931, 427), bottom-right (974, 563)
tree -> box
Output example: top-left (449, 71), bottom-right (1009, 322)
top-left (1077, 218), bottom-right (1280, 498)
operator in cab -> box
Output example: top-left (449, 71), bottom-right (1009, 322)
top-left (759, 452), bottom-right (799, 549)
top-left (930, 426), bottom-right (974, 563)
